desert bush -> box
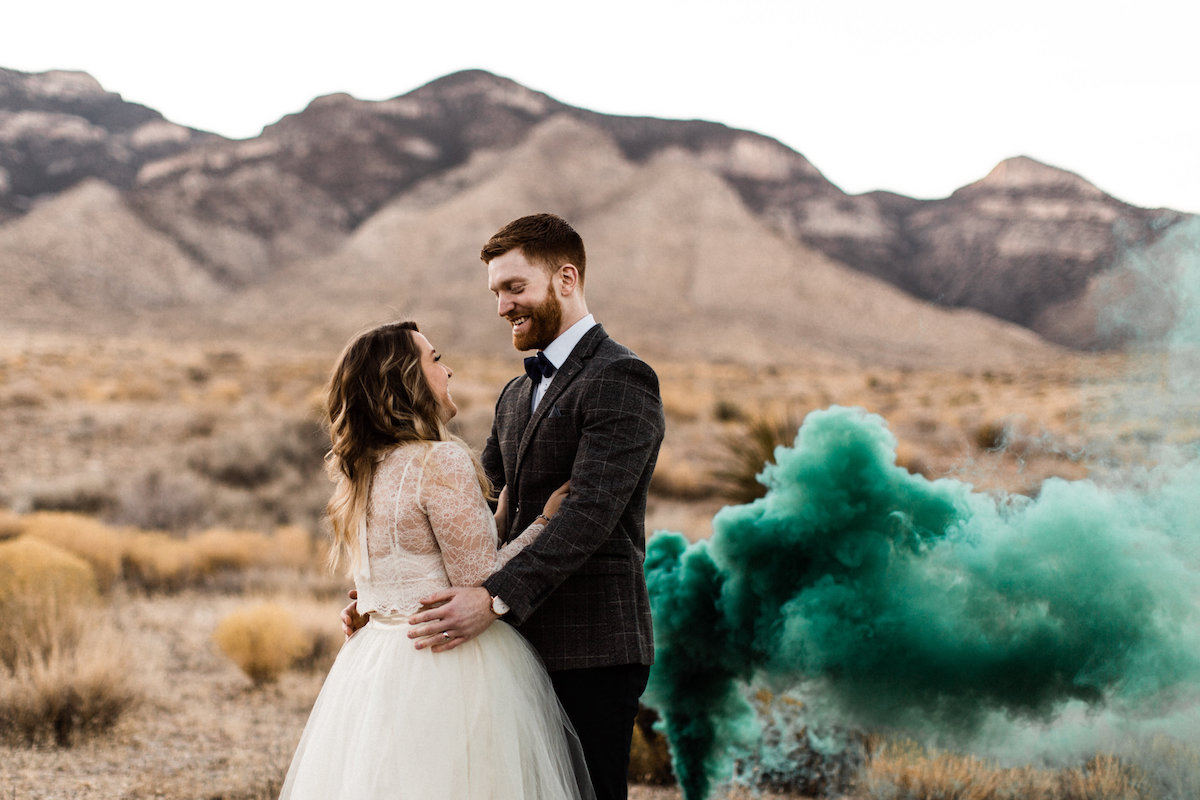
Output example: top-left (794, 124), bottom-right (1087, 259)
top-left (213, 602), bottom-right (308, 685)
top-left (23, 472), bottom-right (116, 515)
top-left (1058, 755), bottom-right (1145, 800)
top-left (1130, 736), bottom-right (1200, 800)
top-left (267, 525), bottom-right (318, 572)
top-left (859, 742), bottom-right (1153, 800)
top-left (121, 530), bottom-right (197, 593)
top-left (0, 621), bottom-right (140, 746)
top-left (285, 597), bottom-right (346, 674)
top-left (191, 527), bottom-right (274, 576)
top-left (973, 419), bottom-right (1011, 451)
top-left (628, 705), bottom-right (675, 785)
top-left (0, 507), bottom-right (22, 540)
top-left (0, 536), bottom-right (98, 669)
top-left (189, 417), bottom-right (325, 491)
top-left (114, 468), bottom-right (210, 532)
top-left (713, 398), bottom-right (745, 423)
top-left (711, 413), bottom-right (801, 504)
top-left (0, 536), bottom-right (138, 745)
top-left (21, 511), bottom-right (123, 592)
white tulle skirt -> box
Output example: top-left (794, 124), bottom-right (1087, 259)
top-left (279, 613), bottom-right (593, 800)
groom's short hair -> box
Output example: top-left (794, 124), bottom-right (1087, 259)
top-left (480, 213), bottom-right (587, 285)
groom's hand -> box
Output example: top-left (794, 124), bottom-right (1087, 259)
top-left (408, 586), bottom-right (494, 652)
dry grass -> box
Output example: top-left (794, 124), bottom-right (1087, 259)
top-left (213, 602), bottom-right (310, 685)
top-left (20, 511), bottom-right (124, 592)
top-left (0, 536), bottom-right (139, 746)
top-left (859, 741), bottom-right (1151, 800)
top-left (0, 619), bottom-right (141, 746)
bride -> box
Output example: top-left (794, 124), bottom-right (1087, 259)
top-left (279, 321), bottom-right (592, 800)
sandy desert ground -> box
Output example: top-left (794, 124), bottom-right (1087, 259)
top-left (2, 331), bottom-right (1193, 799)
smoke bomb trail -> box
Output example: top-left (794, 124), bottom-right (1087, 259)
top-left (643, 217), bottom-right (1200, 800)
top-left (646, 404), bottom-right (1200, 800)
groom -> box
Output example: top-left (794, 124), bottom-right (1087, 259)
top-left (412, 213), bottom-right (664, 800)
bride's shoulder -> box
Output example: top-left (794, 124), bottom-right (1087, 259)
top-left (426, 440), bottom-right (473, 469)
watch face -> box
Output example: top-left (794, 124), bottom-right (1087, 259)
top-left (492, 596), bottom-right (510, 615)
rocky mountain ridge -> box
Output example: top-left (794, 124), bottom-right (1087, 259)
top-left (0, 66), bottom-right (1190, 354)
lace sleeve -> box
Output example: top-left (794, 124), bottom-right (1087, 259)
top-left (420, 442), bottom-right (543, 587)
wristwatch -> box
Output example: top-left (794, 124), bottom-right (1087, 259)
top-left (489, 593), bottom-right (510, 617)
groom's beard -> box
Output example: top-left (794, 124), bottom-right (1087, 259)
top-left (512, 287), bottom-right (563, 352)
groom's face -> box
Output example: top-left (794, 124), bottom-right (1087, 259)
top-left (488, 248), bottom-right (564, 352)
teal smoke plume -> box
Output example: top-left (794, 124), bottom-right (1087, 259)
top-left (645, 404), bottom-right (1200, 800)
top-left (644, 219), bottom-right (1200, 800)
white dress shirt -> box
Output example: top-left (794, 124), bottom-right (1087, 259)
top-left (532, 314), bottom-right (596, 412)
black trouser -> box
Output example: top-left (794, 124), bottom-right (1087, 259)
top-left (550, 663), bottom-right (651, 800)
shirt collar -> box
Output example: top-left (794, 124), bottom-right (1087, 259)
top-left (541, 314), bottom-right (596, 369)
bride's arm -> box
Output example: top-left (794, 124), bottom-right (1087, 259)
top-left (422, 443), bottom-right (550, 587)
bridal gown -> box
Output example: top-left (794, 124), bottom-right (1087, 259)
top-left (279, 441), bottom-right (592, 800)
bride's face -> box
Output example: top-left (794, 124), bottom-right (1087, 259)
top-left (412, 332), bottom-right (457, 423)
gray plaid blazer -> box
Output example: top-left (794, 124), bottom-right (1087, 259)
top-left (481, 325), bottom-right (665, 671)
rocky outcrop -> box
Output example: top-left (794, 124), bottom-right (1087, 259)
top-left (0, 67), bottom-right (219, 221)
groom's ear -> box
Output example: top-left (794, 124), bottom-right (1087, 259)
top-left (557, 264), bottom-right (580, 296)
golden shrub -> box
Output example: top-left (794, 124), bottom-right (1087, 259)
top-left (0, 507), bottom-right (22, 541)
top-left (121, 530), bottom-right (196, 593)
top-left (213, 602), bottom-right (308, 685)
top-left (21, 512), bottom-right (123, 592)
top-left (0, 536), bottom-right (99, 674)
top-left (0, 535), bottom-right (97, 610)
top-left (191, 527), bottom-right (273, 576)
top-left (627, 710), bottom-right (675, 786)
top-left (267, 525), bottom-right (317, 571)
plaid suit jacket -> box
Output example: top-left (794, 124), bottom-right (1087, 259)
top-left (481, 325), bottom-right (665, 671)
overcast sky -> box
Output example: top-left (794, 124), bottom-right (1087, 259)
top-left (4, 0), bottom-right (1197, 213)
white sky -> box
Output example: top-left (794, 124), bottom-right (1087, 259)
top-left (4, 0), bottom-right (1197, 213)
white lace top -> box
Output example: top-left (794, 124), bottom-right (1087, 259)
top-left (353, 440), bottom-right (542, 617)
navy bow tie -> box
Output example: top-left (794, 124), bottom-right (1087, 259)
top-left (524, 351), bottom-right (556, 382)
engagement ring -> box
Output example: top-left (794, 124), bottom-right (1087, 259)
top-left (442, 632), bottom-right (451, 640)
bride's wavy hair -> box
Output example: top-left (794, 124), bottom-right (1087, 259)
top-left (323, 320), bottom-right (491, 574)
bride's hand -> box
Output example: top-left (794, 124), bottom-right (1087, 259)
top-left (340, 589), bottom-right (370, 639)
top-left (541, 480), bottom-right (570, 519)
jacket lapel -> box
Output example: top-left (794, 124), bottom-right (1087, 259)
top-left (514, 325), bottom-right (608, 477)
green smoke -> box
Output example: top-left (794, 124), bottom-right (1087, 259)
top-left (645, 405), bottom-right (1200, 800)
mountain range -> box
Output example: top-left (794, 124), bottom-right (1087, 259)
top-left (1, 66), bottom-right (1190, 366)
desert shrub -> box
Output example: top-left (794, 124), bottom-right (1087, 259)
top-left (0, 536), bottom-right (98, 669)
top-left (713, 398), bottom-right (745, 423)
top-left (24, 473), bottom-right (116, 515)
top-left (973, 419), bottom-right (1010, 451)
top-left (191, 527), bottom-right (274, 576)
top-left (213, 602), bottom-right (308, 685)
top-left (0, 537), bottom-right (138, 745)
top-left (189, 418), bottom-right (325, 491)
top-left (286, 598), bottom-right (346, 674)
top-left (121, 530), bottom-right (197, 593)
top-left (114, 468), bottom-right (210, 532)
top-left (1129, 736), bottom-right (1200, 800)
top-left (0, 507), bottom-right (22, 540)
top-left (0, 621), bottom-right (140, 746)
top-left (628, 705), bottom-right (675, 785)
top-left (21, 512), bottom-right (123, 592)
top-left (267, 525), bottom-right (318, 572)
top-left (858, 742), bottom-right (1154, 800)
top-left (711, 413), bottom-right (801, 504)
top-left (1058, 755), bottom-right (1146, 800)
